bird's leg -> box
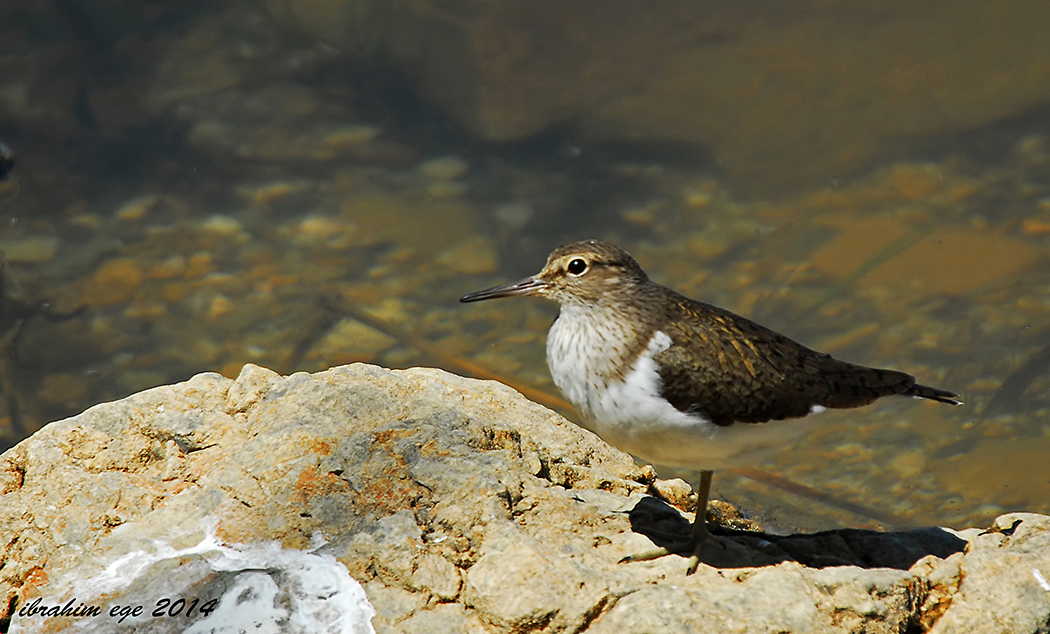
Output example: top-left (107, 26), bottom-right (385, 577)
top-left (619, 469), bottom-right (721, 575)
top-left (684, 469), bottom-right (716, 574)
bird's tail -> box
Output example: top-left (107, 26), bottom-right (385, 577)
top-left (905, 383), bottom-right (963, 406)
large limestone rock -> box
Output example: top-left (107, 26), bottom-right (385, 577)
top-left (265, 0), bottom-right (1050, 192)
top-left (1, 363), bottom-right (1048, 632)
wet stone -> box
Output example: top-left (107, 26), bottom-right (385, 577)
top-left (0, 236), bottom-right (60, 263)
top-left (80, 258), bottom-right (147, 306)
top-left (436, 236), bottom-right (500, 275)
top-left (315, 318), bottom-right (399, 364)
top-left (201, 214), bottom-right (243, 235)
top-left (420, 155), bottom-right (469, 181)
top-left (114, 195), bottom-right (162, 221)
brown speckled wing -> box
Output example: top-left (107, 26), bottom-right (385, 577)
top-left (653, 296), bottom-right (919, 426)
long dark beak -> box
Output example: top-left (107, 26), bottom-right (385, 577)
top-left (460, 277), bottom-right (546, 303)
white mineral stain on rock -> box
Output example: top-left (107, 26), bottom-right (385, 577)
top-left (11, 523), bottom-right (375, 634)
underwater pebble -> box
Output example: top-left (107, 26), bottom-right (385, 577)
top-left (186, 119), bottom-right (236, 152)
top-left (237, 182), bottom-right (308, 206)
top-left (164, 336), bottom-right (223, 366)
top-left (82, 257), bottom-right (146, 306)
top-left (115, 371), bottom-right (170, 396)
top-left (972, 503), bottom-right (1006, 519)
top-left (323, 124), bottom-right (381, 148)
top-left (115, 195), bottom-right (161, 221)
top-left (379, 247), bottom-right (416, 265)
top-left (149, 255), bottom-right (188, 279)
top-left (291, 215), bottom-right (363, 250)
top-left (888, 163), bottom-right (947, 200)
top-left (70, 213), bottom-right (103, 231)
top-left (886, 448), bottom-right (927, 480)
top-left (436, 236), bottom-right (499, 274)
top-left (297, 215), bottom-right (343, 237)
top-left (684, 189), bottom-right (714, 209)
top-left (1015, 135), bottom-right (1048, 159)
top-left (338, 190), bottom-right (474, 257)
top-left (833, 442), bottom-right (873, 460)
top-left (185, 253), bottom-right (216, 278)
top-left (366, 264), bottom-right (392, 279)
top-left (206, 295), bottom-right (234, 320)
top-left (146, 43), bottom-right (242, 111)
top-left (125, 296), bottom-right (168, 319)
top-left (813, 218), bottom-right (1042, 295)
top-left (427, 180), bottom-right (469, 198)
top-left (0, 235), bottom-right (60, 263)
top-left (316, 318), bottom-right (398, 363)
top-left (161, 281), bottom-right (189, 303)
top-left (325, 123), bottom-right (384, 149)
top-left (1022, 214), bottom-right (1050, 234)
top-left (36, 373), bottom-right (91, 411)
top-left (380, 345), bottom-right (421, 368)
top-left (420, 155), bottom-right (469, 181)
top-left (622, 204), bottom-right (658, 226)
top-left (685, 231), bottom-right (729, 260)
top-left (202, 214), bottom-right (243, 234)
top-left (367, 297), bottom-right (413, 325)
top-left (472, 348), bottom-right (523, 375)
top-left (494, 201), bottom-right (534, 230)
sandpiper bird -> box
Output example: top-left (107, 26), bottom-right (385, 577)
top-left (460, 239), bottom-right (961, 574)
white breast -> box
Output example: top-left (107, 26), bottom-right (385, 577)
top-left (546, 310), bottom-right (811, 471)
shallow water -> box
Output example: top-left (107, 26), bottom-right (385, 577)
top-left (1, 1), bottom-right (1048, 533)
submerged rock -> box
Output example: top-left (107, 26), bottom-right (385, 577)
top-left (267, 0), bottom-right (1050, 192)
top-left (0, 364), bottom-right (1047, 633)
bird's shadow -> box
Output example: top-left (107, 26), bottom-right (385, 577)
top-left (626, 496), bottom-right (968, 570)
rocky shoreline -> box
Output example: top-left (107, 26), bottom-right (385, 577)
top-left (1, 364), bottom-right (1048, 633)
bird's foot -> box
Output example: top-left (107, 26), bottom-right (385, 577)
top-left (620, 470), bottom-right (722, 575)
top-left (619, 532), bottom-right (725, 575)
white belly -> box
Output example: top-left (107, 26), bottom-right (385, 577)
top-left (547, 320), bottom-right (810, 471)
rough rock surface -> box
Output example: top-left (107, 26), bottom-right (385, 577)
top-left (0, 363), bottom-right (1048, 633)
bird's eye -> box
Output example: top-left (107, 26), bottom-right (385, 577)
top-left (567, 258), bottom-right (588, 275)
